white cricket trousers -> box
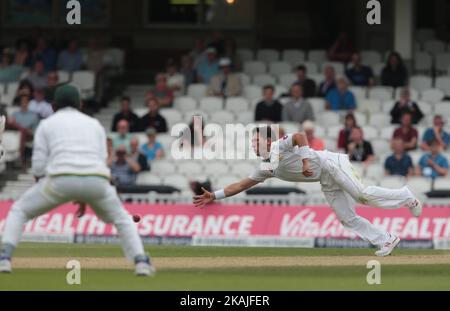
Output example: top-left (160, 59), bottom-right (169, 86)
top-left (321, 152), bottom-right (413, 246)
top-left (1, 176), bottom-right (145, 261)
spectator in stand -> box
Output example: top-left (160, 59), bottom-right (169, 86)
top-left (57, 38), bottom-right (84, 72)
top-left (381, 52), bottom-right (408, 88)
top-left (130, 137), bottom-right (149, 171)
top-left (338, 113), bottom-right (358, 150)
top-left (223, 37), bottom-right (241, 71)
top-left (393, 112), bottom-right (418, 151)
top-left (347, 127), bottom-right (375, 165)
top-left (14, 41), bottom-right (29, 66)
top-left (384, 138), bottom-right (414, 177)
top-left (112, 120), bottom-right (133, 152)
top-left (13, 80), bottom-right (34, 106)
top-left (166, 60), bottom-right (185, 97)
top-left (318, 65), bottom-right (337, 97)
top-left (325, 76), bottom-right (356, 111)
top-left (294, 65), bottom-right (316, 98)
top-left (207, 58), bottom-right (242, 98)
top-left (207, 31), bottom-right (226, 56)
top-left (196, 47), bottom-right (219, 84)
top-left (111, 145), bottom-right (141, 187)
top-left (141, 128), bottom-right (165, 162)
top-left (180, 54), bottom-right (197, 87)
top-left (0, 48), bottom-right (24, 83)
top-left (416, 139), bottom-right (449, 178)
top-left (282, 83), bottom-right (315, 124)
top-left (111, 96), bottom-right (140, 133)
top-left (421, 115), bottom-right (450, 151)
top-left (29, 88), bottom-right (53, 119)
top-left (7, 95), bottom-right (39, 162)
top-left (190, 37), bottom-right (206, 67)
top-left (345, 52), bottom-right (375, 86)
top-left (85, 38), bottom-right (106, 74)
top-left (44, 71), bottom-right (62, 102)
top-left (254, 85), bottom-right (283, 123)
top-left (146, 73), bottom-right (174, 108)
top-left (327, 32), bottom-right (354, 63)
top-left (28, 37), bottom-right (56, 72)
top-left (390, 88), bottom-right (423, 124)
top-left (26, 59), bottom-right (47, 90)
top-left (302, 120), bottom-right (325, 151)
top-left (139, 98), bottom-right (168, 133)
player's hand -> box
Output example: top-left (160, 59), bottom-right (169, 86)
top-left (302, 160), bottom-right (313, 177)
top-left (193, 187), bottom-right (215, 209)
top-left (74, 202), bottom-right (87, 218)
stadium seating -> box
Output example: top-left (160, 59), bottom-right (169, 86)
top-left (71, 71), bottom-right (96, 99)
top-left (281, 49), bottom-right (305, 67)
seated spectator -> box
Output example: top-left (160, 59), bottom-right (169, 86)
top-left (111, 145), bottom-right (141, 187)
top-left (421, 115), bottom-right (450, 151)
top-left (29, 88), bottom-right (53, 119)
top-left (345, 52), bottom-right (375, 86)
top-left (139, 98), bottom-right (168, 133)
top-left (294, 65), bottom-right (316, 98)
top-left (13, 80), bottom-right (34, 106)
top-left (384, 139), bottom-right (414, 177)
top-left (347, 127), bottom-right (375, 165)
top-left (166, 60), bottom-right (185, 97)
top-left (327, 32), bottom-right (354, 63)
top-left (112, 120), bottom-right (133, 152)
top-left (207, 58), bottom-right (242, 98)
top-left (28, 37), bottom-right (56, 72)
top-left (0, 48), bottom-right (24, 83)
top-left (130, 137), bottom-right (149, 171)
top-left (282, 83), bottom-right (315, 124)
top-left (146, 73), bottom-right (174, 108)
top-left (318, 65), bottom-right (337, 97)
top-left (57, 39), bottom-right (84, 72)
top-left (381, 52), bottom-right (408, 88)
top-left (7, 95), bottom-right (39, 162)
top-left (44, 71), bottom-right (62, 102)
top-left (393, 112), bottom-right (418, 151)
top-left (141, 128), bottom-right (165, 162)
top-left (26, 59), bottom-right (47, 90)
top-left (302, 120), bottom-right (324, 151)
top-left (85, 38), bottom-right (105, 74)
top-left (14, 41), bottom-right (29, 66)
top-left (180, 54), bottom-right (197, 87)
top-left (196, 47), bottom-right (219, 84)
top-left (325, 76), bottom-right (356, 111)
top-left (390, 88), bottom-right (423, 124)
top-left (416, 139), bottom-right (449, 178)
top-left (338, 113), bottom-right (358, 150)
top-left (189, 37), bottom-right (206, 67)
top-left (111, 96), bottom-right (140, 133)
top-left (254, 85), bottom-right (283, 122)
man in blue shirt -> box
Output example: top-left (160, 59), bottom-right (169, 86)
top-left (384, 139), bottom-right (414, 177)
top-left (195, 47), bottom-right (219, 84)
top-left (345, 52), bottom-right (375, 86)
top-left (417, 139), bottom-right (449, 178)
top-left (420, 115), bottom-right (450, 151)
top-left (325, 76), bottom-right (356, 111)
top-left (57, 39), bottom-right (84, 72)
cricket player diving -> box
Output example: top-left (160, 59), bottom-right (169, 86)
top-left (0, 85), bottom-right (154, 276)
top-left (194, 126), bottom-right (423, 256)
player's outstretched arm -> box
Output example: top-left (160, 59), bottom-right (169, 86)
top-left (193, 177), bottom-right (259, 208)
top-left (292, 132), bottom-right (314, 177)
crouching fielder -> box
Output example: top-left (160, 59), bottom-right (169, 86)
top-left (194, 126), bottom-right (423, 256)
top-left (0, 85), bottom-right (154, 276)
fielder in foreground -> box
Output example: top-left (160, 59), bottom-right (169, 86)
top-left (0, 85), bottom-right (154, 276)
top-left (194, 126), bottom-right (423, 256)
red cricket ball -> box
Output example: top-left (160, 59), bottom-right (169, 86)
top-left (132, 214), bottom-right (141, 223)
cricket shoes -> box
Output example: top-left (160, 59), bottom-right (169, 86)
top-left (134, 255), bottom-right (155, 277)
top-left (0, 257), bottom-right (12, 273)
top-left (405, 186), bottom-right (423, 218)
top-left (375, 235), bottom-right (401, 257)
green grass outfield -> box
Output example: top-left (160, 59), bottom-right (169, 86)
top-left (0, 243), bottom-right (449, 291)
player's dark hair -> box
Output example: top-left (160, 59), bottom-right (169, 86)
top-left (263, 85), bottom-right (275, 92)
top-left (253, 126), bottom-right (275, 141)
top-left (296, 65), bottom-right (307, 72)
top-left (121, 96), bottom-right (131, 103)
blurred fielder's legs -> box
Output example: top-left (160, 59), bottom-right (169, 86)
top-left (1, 176), bottom-right (145, 262)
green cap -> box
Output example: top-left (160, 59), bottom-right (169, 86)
top-left (54, 84), bottom-right (80, 106)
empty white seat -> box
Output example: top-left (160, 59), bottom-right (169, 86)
top-left (394, 87), bottom-right (419, 101)
top-left (243, 61), bottom-right (267, 77)
top-left (134, 108), bottom-right (147, 118)
top-left (435, 52), bottom-right (450, 73)
top-left (309, 74), bottom-right (323, 86)
top-left (2, 131), bottom-right (20, 162)
top-left (210, 111), bottom-right (235, 124)
top-left (353, 111), bottom-right (367, 126)
top-left (413, 52), bottom-right (433, 73)
top-left (416, 101), bottom-right (432, 114)
top-left (156, 134), bottom-right (176, 151)
top-left (324, 138), bottom-right (339, 152)
top-left (203, 161), bottom-right (229, 176)
top-left (434, 102), bottom-right (450, 116)
top-left (236, 111), bottom-right (254, 124)
top-left (406, 177), bottom-right (432, 195)
top-left (163, 174), bottom-right (190, 190)
top-left (57, 70), bottom-right (70, 84)
top-left (421, 88), bottom-right (445, 103)
top-left (279, 122), bottom-right (300, 134)
top-left (236, 48), bottom-right (254, 63)
top-left (237, 72), bottom-right (251, 86)
top-left (358, 99), bottom-right (382, 113)
top-left (372, 63), bottom-right (385, 78)
top-left (268, 61), bottom-right (292, 76)
top-left (282, 49), bottom-right (305, 67)
top-left (174, 96), bottom-right (197, 112)
top-left (321, 62), bottom-right (345, 74)
top-left (434, 178), bottom-right (450, 190)
top-left (225, 97), bottom-right (250, 113)
top-left (348, 86), bottom-right (367, 101)
top-left (320, 112), bottom-right (340, 127)
top-left (136, 173), bottom-right (162, 185)
top-left (151, 159), bottom-right (178, 175)
top-left (243, 85), bottom-right (263, 102)
top-left (409, 75), bottom-right (433, 92)
top-left (379, 176), bottom-right (407, 188)
top-left (302, 61), bottom-right (319, 75)
top-left (368, 86), bottom-right (394, 101)
top-left (326, 125), bottom-right (341, 139)
top-left (382, 100), bottom-right (395, 113)
top-left (105, 48), bottom-right (125, 69)
top-left (216, 175), bottom-right (240, 188)
top-left (361, 126), bottom-right (378, 140)
top-left (365, 164), bottom-right (385, 181)
top-left (256, 49), bottom-right (280, 63)
top-left (308, 50), bottom-right (327, 64)
top-left (187, 84), bottom-right (208, 101)
top-left (199, 97), bottom-right (223, 113)
top-left (252, 74), bottom-right (276, 87)
top-left (274, 85), bottom-right (288, 98)
top-left (308, 97), bottom-right (326, 114)
top-left (423, 40), bottom-right (446, 53)
top-left (371, 139), bottom-right (391, 155)
top-left (379, 125), bottom-right (396, 140)
top-left (361, 50), bottom-right (382, 66)
top-left (409, 150), bottom-right (423, 165)
top-left (177, 161), bottom-right (203, 175)
top-left (71, 71), bottom-right (95, 99)
top-left (314, 125), bottom-right (326, 138)
top-left (278, 73), bottom-right (297, 89)
top-left (435, 77), bottom-right (450, 96)
top-left (159, 109), bottom-right (183, 127)
top-left (183, 110), bottom-right (209, 122)
top-left (369, 113), bottom-right (391, 128)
